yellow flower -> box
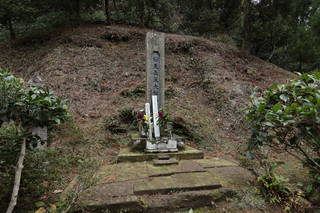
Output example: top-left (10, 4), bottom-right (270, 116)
top-left (143, 115), bottom-right (149, 121)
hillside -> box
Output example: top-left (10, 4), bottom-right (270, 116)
top-left (0, 24), bottom-right (294, 149)
top-left (0, 25), bottom-right (298, 212)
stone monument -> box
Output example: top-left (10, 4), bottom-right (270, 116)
top-left (29, 126), bottom-right (48, 150)
top-left (143, 32), bottom-right (179, 153)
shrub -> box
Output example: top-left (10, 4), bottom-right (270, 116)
top-left (246, 72), bottom-right (320, 187)
top-left (0, 69), bottom-right (69, 211)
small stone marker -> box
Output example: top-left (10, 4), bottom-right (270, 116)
top-left (32, 126), bottom-right (48, 141)
top-left (30, 126), bottom-right (48, 150)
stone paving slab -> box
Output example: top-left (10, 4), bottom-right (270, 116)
top-left (179, 160), bottom-right (205, 172)
top-left (147, 160), bottom-right (205, 177)
top-left (71, 157), bottom-right (254, 212)
top-left (206, 167), bottom-right (254, 188)
top-left (194, 158), bottom-right (238, 168)
top-left (94, 162), bottom-right (149, 184)
top-left (142, 188), bottom-right (235, 212)
top-left (78, 195), bottom-right (141, 211)
top-left (134, 172), bottom-right (221, 195)
top-left (80, 181), bottom-right (136, 199)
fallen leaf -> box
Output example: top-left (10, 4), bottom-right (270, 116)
top-left (53, 189), bottom-right (63, 194)
top-left (49, 204), bottom-right (57, 213)
top-left (34, 207), bottom-right (46, 213)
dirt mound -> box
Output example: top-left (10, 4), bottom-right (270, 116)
top-left (0, 24), bottom-right (295, 154)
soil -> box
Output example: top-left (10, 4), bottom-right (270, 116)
top-left (0, 24), bottom-right (294, 148)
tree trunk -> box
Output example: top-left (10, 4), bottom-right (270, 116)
top-left (7, 17), bottom-right (16, 41)
top-left (112, 0), bottom-right (117, 10)
top-left (75, 0), bottom-right (81, 19)
top-left (240, 0), bottom-right (249, 54)
top-left (139, 0), bottom-right (145, 27)
top-left (6, 137), bottom-right (26, 213)
top-left (299, 58), bottom-right (302, 72)
top-left (105, 0), bottom-right (111, 24)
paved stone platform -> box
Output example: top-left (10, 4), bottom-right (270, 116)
top-left (68, 158), bottom-right (254, 212)
top-left (117, 146), bottom-right (204, 162)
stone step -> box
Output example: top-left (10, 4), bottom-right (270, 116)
top-left (117, 146), bottom-right (204, 162)
top-left (77, 188), bottom-right (235, 213)
top-left (153, 158), bottom-right (178, 166)
top-left (157, 154), bottom-right (170, 160)
top-left (134, 172), bottom-right (222, 195)
top-left (141, 188), bottom-right (235, 212)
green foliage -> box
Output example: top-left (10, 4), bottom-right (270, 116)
top-left (0, 70), bottom-right (24, 118)
top-left (17, 87), bottom-right (69, 127)
top-left (157, 110), bottom-right (170, 130)
top-left (246, 72), bottom-right (320, 183)
top-left (0, 69), bottom-right (69, 128)
top-left (0, 0), bottom-right (319, 72)
top-left (0, 124), bottom-right (20, 195)
top-left (231, 186), bottom-right (266, 210)
top-left (257, 163), bottom-right (303, 211)
top-left (81, 10), bottom-right (106, 23)
top-left (257, 163), bottom-right (291, 204)
top-left (118, 107), bottom-right (135, 124)
top-left (120, 85), bottom-right (145, 98)
top-left (0, 69), bottom-right (70, 210)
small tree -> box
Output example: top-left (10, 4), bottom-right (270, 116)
top-left (246, 72), bottom-right (320, 182)
top-left (0, 69), bottom-right (69, 213)
top-left (0, 0), bottom-right (38, 40)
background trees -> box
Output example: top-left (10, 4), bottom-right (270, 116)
top-left (0, 0), bottom-right (319, 72)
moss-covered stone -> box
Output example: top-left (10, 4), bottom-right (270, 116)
top-left (117, 146), bottom-right (204, 162)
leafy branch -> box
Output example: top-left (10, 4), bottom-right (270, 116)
top-left (246, 71), bottom-right (320, 183)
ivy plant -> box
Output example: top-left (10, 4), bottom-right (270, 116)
top-left (246, 72), bottom-right (320, 183)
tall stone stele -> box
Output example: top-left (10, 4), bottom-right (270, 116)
top-left (144, 32), bottom-right (178, 153)
top-left (146, 32), bottom-right (165, 111)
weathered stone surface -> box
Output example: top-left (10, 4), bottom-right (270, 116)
top-left (81, 181), bottom-right (135, 199)
top-left (142, 188), bottom-right (235, 212)
top-left (153, 158), bottom-right (178, 165)
top-left (179, 160), bottom-right (205, 173)
top-left (147, 160), bottom-right (204, 177)
top-left (94, 162), bottom-right (149, 184)
top-left (118, 146), bottom-right (204, 162)
top-left (157, 154), bottom-right (170, 160)
top-left (78, 195), bottom-right (142, 212)
top-left (194, 158), bottom-right (238, 168)
top-left (146, 32), bottom-right (165, 110)
top-left (69, 158), bottom-right (254, 212)
top-left (134, 172), bottom-right (221, 195)
top-left (206, 167), bottom-right (255, 188)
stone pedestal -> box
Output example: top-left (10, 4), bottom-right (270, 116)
top-left (30, 126), bottom-right (48, 150)
top-left (145, 138), bottom-right (178, 153)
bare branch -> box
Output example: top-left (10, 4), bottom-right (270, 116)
top-left (6, 137), bottom-right (26, 213)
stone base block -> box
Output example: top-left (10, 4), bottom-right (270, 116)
top-left (117, 146), bottom-right (204, 162)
